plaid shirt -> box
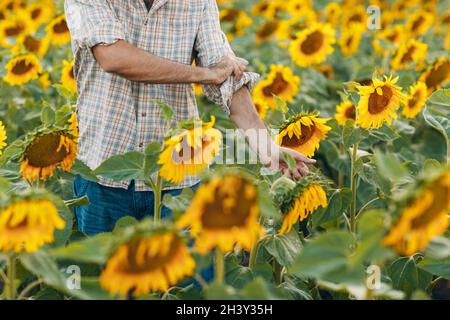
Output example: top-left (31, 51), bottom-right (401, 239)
top-left (64, 0), bottom-right (259, 191)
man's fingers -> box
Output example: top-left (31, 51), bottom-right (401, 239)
top-left (293, 152), bottom-right (316, 164)
top-left (291, 168), bottom-right (302, 181)
top-left (232, 62), bottom-right (243, 80)
top-left (297, 163), bottom-right (309, 176)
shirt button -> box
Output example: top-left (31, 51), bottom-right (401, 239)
top-left (142, 112), bottom-right (147, 117)
top-left (139, 142), bottom-right (144, 148)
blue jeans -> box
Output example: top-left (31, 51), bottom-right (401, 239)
top-left (73, 176), bottom-right (213, 286)
top-left (73, 176), bottom-right (192, 235)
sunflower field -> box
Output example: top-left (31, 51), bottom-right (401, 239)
top-left (0, 0), bottom-right (449, 301)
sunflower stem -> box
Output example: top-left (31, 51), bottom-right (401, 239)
top-left (214, 248), bottom-right (225, 285)
top-left (273, 259), bottom-right (283, 285)
top-left (248, 241), bottom-right (260, 270)
top-left (350, 143), bottom-right (359, 234)
top-left (153, 174), bottom-right (163, 223)
top-left (6, 254), bottom-right (16, 300)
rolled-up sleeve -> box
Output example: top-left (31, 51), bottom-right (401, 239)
top-left (194, 0), bottom-right (259, 115)
top-left (64, 0), bottom-right (125, 50)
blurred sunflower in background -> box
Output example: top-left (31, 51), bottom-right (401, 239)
top-left (339, 24), bottom-right (365, 57)
top-left (0, 121), bottom-right (7, 155)
top-left (253, 98), bottom-right (269, 119)
top-left (356, 75), bottom-right (406, 129)
top-left (372, 25), bottom-right (405, 54)
top-left (335, 101), bottom-right (356, 125)
top-left (0, 192), bottom-right (65, 253)
top-left (253, 64), bottom-right (300, 109)
top-left (19, 129), bottom-right (78, 182)
top-left (383, 170), bottom-right (450, 256)
top-left (158, 117), bottom-right (222, 184)
top-left (276, 112), bottom-right (331, 157)
top-left (46, 14), bottom-right (71, 46)
top-left (61, 59), bottom-right (77, 93)
top-left (275, 179), bottom-right (327, 234)
top-left (322, 2), bottom-right (341, 26)
top-left (38, 72), bottom-right (51, 90)
top-left (220, 8), bottom-right (252, 41)
top-left (289, 22), bottom-right (336, 67)
top-left (12, 34), bottom-right (50, 58)
top-left (419, 57), bottom-right (450, 95)
top-left (177, 174), bottom-right (263, 254)
top-left (100, 230), bottom-right (195, 297)
top-left (0, 13), bottom-right (30, 48)
top-left (405, 10), bottom-right (434, 37)
top-left (3, 53), bottom-right (42, 86)
top-left (391, 39), bottom-right (428, 71)
top-left (255, 20), bottom-right (280, 43)
top-left (26, 1), bottom-right (55, 30)
top-left (402, 81), bottom-right (427, 119)
top-left (341, 5), bottom-right (366, 29)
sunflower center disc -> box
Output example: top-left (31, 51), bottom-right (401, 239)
top-left (201, 179), bottom-right (254, 229)
top-left (282, 124), bottom-right (315, 147)
top-left (368, 85), bottom-right (393, 114)
top-left (25, 134), bottom-right (69, 167)
top-left (345, 105), bottom-right (356, 119)
top-left (5, 24), bottom-right (25, 37)
top-left (425, 61), bottom-right (450, 89)
top-left (411, 183), bottom-right (449, 228)
top-left (11, 60), bottom-right (34, 75)
top-left (262, 72), bottom-right (289, 96)
top-left (53, 20), bottom-right (69, 33)
top-left (300, 30), bottom-right (324, 55)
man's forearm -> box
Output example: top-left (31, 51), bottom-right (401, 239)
top-left (229, 86), bottom-right (276, 165)
top-left (92, 40), bottom-right (210, 84)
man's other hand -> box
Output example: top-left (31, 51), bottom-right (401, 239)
top-left (203, 54), bottom-right (248, 85)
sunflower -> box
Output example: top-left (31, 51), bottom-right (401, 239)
top-left (419, 57), bottom-right (450, 95)
top-left (405, 10), bottom-right (434, 37)
top-left (277, 182), bottom-right (327, 234)
top-left (289, 22), bottom-right (336, 67)
top-left (315, 64), bottom-right (334, 79)
top-left (38, 72), bottom-right (51, 90)
top-left (0, 13), bottom-right (30, 48)
top-left (356, 75), bottom-right (406, 129)
top-left (0, 121), bottom-right (7, 155)
top-left (252, 0), bottom-right (271, 17)
top-left (287, 0), bottom-right (314, 19)
top-left (372, 25), bottom-right (405, 54)
top-left (253, 65), bottom-right (300, 109)
top-left (220, 8), bottom-right (252, 40)
top-left (341, 5), bottom-right (366, 28)
top-left (60, 59), bottom-right (77, 93)
top-left (158, 117), bottom-right (222, 184)
top-left (193, 83), bottom-right (203, 96)
top-left (100, 231), bottom-right (195, 296)
top-left (383, 171), bottom-right (450, 256)
top-left (0, 195), bottom-right (65, 253)
top-left (339, 24), bottom-right (365, 57)
top-left (12, 34), bottom-right (50, 58)
top-left (335, 101), bottom-right (356, 125)
top-left (255, 20), bottom-right (280, 43)
top-left (26, 1), bottom-right (55, 30)
top-left (253, 98), bottom-right (269, 119)
top-left (323, 2), bottom-right (341, 26)
top-left (176, 174), bottom-right (263, 254)
top-left (3, 53), bottom-right (43, 86)
top-left (402, 82), bottom-right (427, 119)
top-left (46, 14), bottom-right (71, 46)
top-left (275, 10), bottom-right (316, 43)
top-left (68, 112), bottom-right (79, 140)
top-left (0, 0), bottom-right (27, 12)
top-left (263, 0), bottom-right (288, 20)
top-left (276, 112), bottom-right (331, 157)
top-left (20, 130), bottom-right (77, 182)
top-left (391, 39), bottom-right (428, 71)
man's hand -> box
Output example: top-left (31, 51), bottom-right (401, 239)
top-left (261, 145), bottom-right (316, 181)
top-left (203, 54), bottom-right (249, 85)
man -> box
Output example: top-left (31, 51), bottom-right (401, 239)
top-left (65, 0), bottom-right (315, 236)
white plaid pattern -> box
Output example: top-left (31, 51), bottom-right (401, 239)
top-left (64, 0), bottom-right (259, 191)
